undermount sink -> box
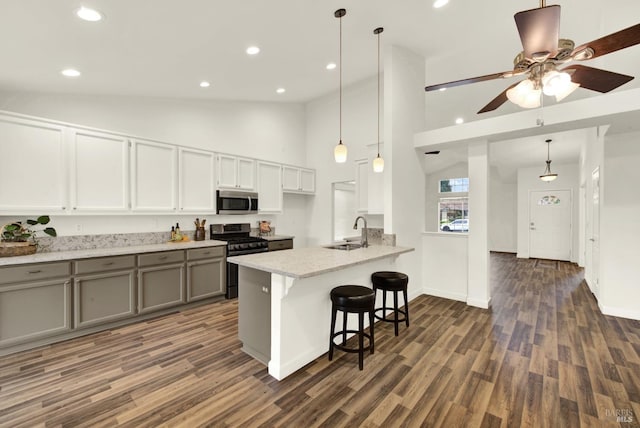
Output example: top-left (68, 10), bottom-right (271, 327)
top-left (325, 243), bottom-right (363, 251)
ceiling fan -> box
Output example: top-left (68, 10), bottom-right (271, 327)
top-left (424, 1), bottom-right (640, 113)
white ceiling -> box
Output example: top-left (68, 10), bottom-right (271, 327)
top-left (1, 0), bottom-right (639, 174)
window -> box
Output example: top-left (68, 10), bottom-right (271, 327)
top-left (439, 197), bottom-right (469, 232)
top-left (439, 177), bottom-right (469, 193)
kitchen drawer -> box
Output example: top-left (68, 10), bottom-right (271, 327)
top-left (187, 246), bottom-right (225, 261)
top-left (0, 262), bottom-right (71, 286)
top-left (138, 250), bottom-right (184, 267)
top-left (75, 255), bottom-right (136, 275)
top-left (268, 239), bottom-right (293, 252)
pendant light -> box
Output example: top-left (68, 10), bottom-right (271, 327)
top-left (540, 139), bottom-right (558, 182)
top-left (333, 9), bottom-right (347, 163)
top-left (372, 27), bottom-right (384, 173)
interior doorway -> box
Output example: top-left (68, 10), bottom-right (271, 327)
top-left (529, 189), bottom-right (572, 261)
top-left (332, 181), bottom-right (356, 242)
top-left (590, 167), bottom-right (600, 298)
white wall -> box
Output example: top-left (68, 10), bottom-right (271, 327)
top-left (516, 163), bottom-right (580, 262)
top-left (0, 91), bottom-right (306, 165)
top-left (489, 167), bottom-right (517, 253)
top-left (599, 130), bottom-right (640, 319)
top-left (0, 91), bottom-right (311, 244)
top-left (305, 77), bottom-right (379, 246)
top-left (384, 45), bottom-right (426, 300)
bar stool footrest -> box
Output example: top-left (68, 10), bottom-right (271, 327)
top-left (331, 330), bottom-right (373, 353)
top-left (374, 307), bottom-right (407, 323)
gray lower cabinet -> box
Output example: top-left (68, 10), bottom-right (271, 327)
top-left (0, 262), bottom-right (72, 347)
top-left (267, 239), bottom-right (293, 251)
top-left (138, 250), bottom-right (186, 314)
top-left (238, 267), bottom-right (271, 365)
top-left (186, 247), bottom-right (226, 302)
top-left (74, 255), bottom-right (136, 329)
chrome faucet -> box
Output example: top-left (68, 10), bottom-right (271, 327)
top-left (353, 216), bottom-right (369, 248)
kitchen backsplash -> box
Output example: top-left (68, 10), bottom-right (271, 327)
top-left (36, 231), bottom-right (183, 253)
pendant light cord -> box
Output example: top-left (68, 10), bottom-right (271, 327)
top-left (377, 29), bottom-right (380, 157)
top-left (339, 13), bottom-right (342, 143)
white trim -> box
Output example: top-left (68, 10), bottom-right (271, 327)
top-left (424, 287), bottom-right (466, 302)
top-left (466, 297), bottom-right (490, 309)
top-left (600, 305), bottom-right (640, 321)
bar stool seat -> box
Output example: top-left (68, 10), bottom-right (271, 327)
top-left (371, 271), bottom-right (409, 336)
top-left (328, 285), bottom-right (375, 370)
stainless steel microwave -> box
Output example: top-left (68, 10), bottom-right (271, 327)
top-left (216, 190), bottom-right (259, 214)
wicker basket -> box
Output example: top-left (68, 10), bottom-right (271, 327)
top-left (0, 242), bottom-right (37, 257)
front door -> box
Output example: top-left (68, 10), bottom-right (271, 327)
top-left (529, 189), bottom-right (572, 261)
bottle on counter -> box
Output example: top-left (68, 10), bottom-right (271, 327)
top-left (171, 226), bottom-right (176, 241)
top-left (174, 223), bottom-right (182, 241)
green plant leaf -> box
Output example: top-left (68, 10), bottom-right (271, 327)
top-left (26, 219), bottom-right (38, 225)
top-left (37, 215), bottom-right (50, 225)
top-left (43, 227), bottom-right (57, 237)
top-left (5, 224), bottom-right (19, 231)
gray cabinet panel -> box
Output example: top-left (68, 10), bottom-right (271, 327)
top-left (75, 255), bottom-right (135, 275)
top-left (187, 258), bottom-right (225, 301)
top-left (186, 246), bottom-right (225, 261)
top-left (74, 271), bottom-right (136, 328)
top-left (238, 268), bottom-right (271, 365)
top-left (0, 262), bottom-right (70, 285)
top-left (0, 279), bottom-right (72, 347)
top-left (138, 263), bottom-right (185, 313)
top-left (267, 239), bottom-right (293, 252)
top-left (138, 250), bottom-right (184, 267)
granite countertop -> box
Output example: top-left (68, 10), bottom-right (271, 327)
top-left (227, 244), bottom-right (414, 279)
top-left (0, 240), bottom-right (228, 267)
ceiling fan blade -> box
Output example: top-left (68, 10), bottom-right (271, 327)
top-left (514, 5), bottom-right (560, 60)
top-left (477, 82), bottom-right (519, 114)
top-left (571, 23), bottom-right (640, 60)
top-left (563, 64), bottom-right (634, 93)
top-left (425, 71), bottom-right (510, 92)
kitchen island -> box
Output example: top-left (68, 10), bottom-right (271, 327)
top-left (227, 244), bottom-right (414, 380)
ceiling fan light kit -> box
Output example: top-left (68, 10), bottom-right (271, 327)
top-left (424, 1), bottom-right (640, 114)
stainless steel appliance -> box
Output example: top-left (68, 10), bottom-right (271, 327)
top-left (216, 190), bottom-right (259, 215)
top-left (210, 223), bottom-right (268, 299)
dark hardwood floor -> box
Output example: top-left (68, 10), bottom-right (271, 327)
top-left (1, 253), bottom-right (639, 427)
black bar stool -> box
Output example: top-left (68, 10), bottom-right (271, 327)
top-left (328, 285), bottom-right (375, 370)
top-left (371, 271), bottom-right (409, 336)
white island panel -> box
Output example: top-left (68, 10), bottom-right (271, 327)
top-left (232, 244), bottom-right (414, 380)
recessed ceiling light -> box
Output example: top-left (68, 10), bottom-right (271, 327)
top-left (276, 88), bottom-right (286, 94)
top-left (61, 68), bottom-right (81, 77)
top-left (326, 63), bottom-right (337, 70)
top-left (455, 117), bottom-right (464, 125)
top-left (75, 6), bottom-right (103, 21)
top-left (439, 87), bottom-right (447, 92)
top-left (246, 46), bottom-right (260, 55)
top-left (433, 0), bottom-right (449, 8)
top-left (200, 81), bottom-right (210, 88)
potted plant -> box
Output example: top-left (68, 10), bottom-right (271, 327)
top-left (0, 215), bottom-right (57, 257)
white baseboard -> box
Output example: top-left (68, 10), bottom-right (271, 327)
top-left (423, 287), bottom-right (467, 303)
top-left (600, 305), bottom-right (640, 321)
top-left (490, 248), bottom-right (516, 254)
top-left (466, 297), bottom-right (491, 309)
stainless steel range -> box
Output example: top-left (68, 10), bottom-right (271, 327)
top-left (210, 223), bottom-right (268, 298)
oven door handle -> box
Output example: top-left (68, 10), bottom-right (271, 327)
top-left (247, 196), bottom-right (251, 212)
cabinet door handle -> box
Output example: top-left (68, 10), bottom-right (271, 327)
top-left (158, 256), bottom-right (168, 260)
top-left (203, 251), bottom-right (210, 255)
top-left (27, 270), bottom-right (42, 274)
top-left (103, 262), bottom-right (115, 266)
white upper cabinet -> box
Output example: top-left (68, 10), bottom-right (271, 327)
top-left (282, 166), bottom-right (315, 194)
top-left (0, 115), bottom-right (68, 213)
top-left (70, 129), bottom-right (129, 212)
top-left (217, 154), bottom-right (255, 191)
top-left (178, 148), bottom-right (216, 213)
top-left (130, 139), bottom-right (178, 212)
top-left (257, 161), bottom-right (283, 213)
